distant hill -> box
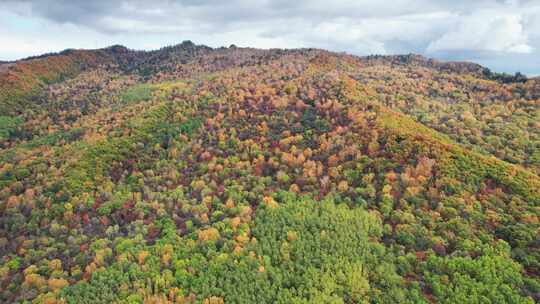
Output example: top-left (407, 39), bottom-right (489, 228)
top-left (0, 42), bottom-right (538, 303)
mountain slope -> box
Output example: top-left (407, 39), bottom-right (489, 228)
top-left (0, 43), bottom-right (538, 303)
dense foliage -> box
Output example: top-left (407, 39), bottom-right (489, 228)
top-left (0, 42), bottom-right (538, 303)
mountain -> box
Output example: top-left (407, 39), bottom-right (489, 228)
top-left (0, 42), bottom-right (539, 303)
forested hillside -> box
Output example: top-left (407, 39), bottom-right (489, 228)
top-left (0, 42), bottom-right (538, 303)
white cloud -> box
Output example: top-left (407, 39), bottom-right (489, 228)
top-left (508, 43), bottom-right (533, 53)
top-left (0, 10), bottom-right (119, 59)
top-left (427, 9), bottom-right (534, 54)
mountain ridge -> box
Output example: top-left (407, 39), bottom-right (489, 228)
top-left (1, 41), bottom-right (531, 116)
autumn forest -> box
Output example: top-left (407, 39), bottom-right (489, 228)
top-left (0, 41), bottom-right (539, 303)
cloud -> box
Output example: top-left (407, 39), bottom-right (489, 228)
top-left (0, 0), bottom-right (540, 74)
top-left (427, 9), bottom-right (533, 54)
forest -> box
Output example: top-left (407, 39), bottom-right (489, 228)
top-left (0, 41), bottom-right (539, 303)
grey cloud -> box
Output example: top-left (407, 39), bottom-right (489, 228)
top-left (5, 0), bottom-right (520, 32)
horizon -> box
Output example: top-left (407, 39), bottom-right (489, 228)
top-left (1, 1), bottom-right (540, 76)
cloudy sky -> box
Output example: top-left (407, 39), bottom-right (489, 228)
top-left (1, 0), bottom-right (540, 75)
